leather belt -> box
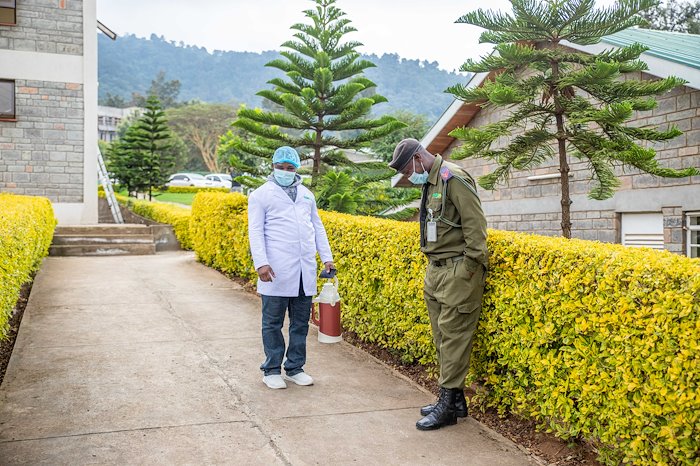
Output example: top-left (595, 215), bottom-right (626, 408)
top-left (430, 255), bottom-right (465, 267)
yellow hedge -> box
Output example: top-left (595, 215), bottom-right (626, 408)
top-left (477, 231), bottom-right (699, 466)
top-left (188, 191), bottom-right (699, 465)
top-left (167, 186), bottom-right (229, 194)
top-left (189, 192), bottom-right (255, 280)
top-left (114, 194), bottom-right (193, 249)
top-left (0, 194), bottom-right (56, 339)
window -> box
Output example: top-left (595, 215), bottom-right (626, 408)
top-left (0, 79), bottom-right (15, 120)
top-left (621, 212), bottom-right (664, 250)
top-left (687, 213), bottom-right (700, 258)
top-left (0, 0), bottom-right (16, 25)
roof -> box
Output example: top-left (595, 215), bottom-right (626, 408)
top-left (419, 28), bottom-right (700, 160)
top-left (600, 28), bottom-right (700, 71)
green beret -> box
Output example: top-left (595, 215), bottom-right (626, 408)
top-left (389, 138), bottom-right (422, 171)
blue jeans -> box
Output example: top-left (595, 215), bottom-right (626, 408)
top-left (260, 277), bottom-right (312, 377)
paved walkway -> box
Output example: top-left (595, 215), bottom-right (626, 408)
top-left (0, 252), bottom-right (537, 465)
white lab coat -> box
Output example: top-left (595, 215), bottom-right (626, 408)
top-left (247, 181), bottom-right (333, 297)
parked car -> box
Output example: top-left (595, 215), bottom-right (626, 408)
top-left (205, 173), bottom-right (233, 189)
top-left (166, 173), bottom-right (212, 188)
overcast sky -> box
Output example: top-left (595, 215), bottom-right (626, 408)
top-left (97, 0), bottom-right (523, 72)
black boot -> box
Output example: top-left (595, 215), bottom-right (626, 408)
top-left (420, 388), bottom-right (467, 417)
top-left (416, 387), bottom-right (458, 431)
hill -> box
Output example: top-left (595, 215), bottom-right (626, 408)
top-left (98, 34), bottom-right (467, 123)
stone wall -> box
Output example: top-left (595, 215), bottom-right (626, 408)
top-left (446, 73), bottom-right (700, 255)
top-left (0, 80), bottom-right (84, 202)
top-left (0, 0), bottom-right (83, 55)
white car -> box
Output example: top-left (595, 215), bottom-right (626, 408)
top-left (166, 173), bottom-right (212, 188)
top-left (205, 173), bottom-right (233, 189)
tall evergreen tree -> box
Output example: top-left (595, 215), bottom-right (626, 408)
top-left (107, 96), bottom-right (174, 199)
top-left (448, 0), bottom-right (699, 238)
top-left (229, 0), bottom-right (404, 186)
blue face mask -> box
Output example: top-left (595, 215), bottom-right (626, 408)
top-left (407, 159), bottom-right (429, 185)
top-left (274, 168), bottom-right (296, 187)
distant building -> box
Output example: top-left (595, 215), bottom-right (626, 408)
top-left (97, 106), bottom-right (141, 142)
top-left (400, 29), bottom-right (700, 258)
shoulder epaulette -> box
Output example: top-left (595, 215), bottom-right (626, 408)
top-left (442, 165), bottom-right (479, 200)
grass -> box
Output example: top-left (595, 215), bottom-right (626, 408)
top-left (151, 192), bottom-right (196, 206)
top-left (111, 189), bottom-right (196, 206)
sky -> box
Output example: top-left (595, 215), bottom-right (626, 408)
top-left (96, 0), bottom-right (521, 72)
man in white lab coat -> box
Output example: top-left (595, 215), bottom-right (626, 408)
top-left (247, 146), bottom-right (335, 390)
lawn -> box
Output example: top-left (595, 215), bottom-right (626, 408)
top-left (151, 192), bottom-right (196, 206)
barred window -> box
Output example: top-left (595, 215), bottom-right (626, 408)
top-left (687, 213), bottom-right (700, 258)
top-left (0, 0), bottom-right (16, 25)
top-left (0, 80), bottom-right (15, 119)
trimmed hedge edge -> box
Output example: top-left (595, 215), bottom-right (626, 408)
top-left (0, 193), bottom-right (56, 339)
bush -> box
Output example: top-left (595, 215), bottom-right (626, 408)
top-left (166, 186), bottom-right (229, 194)
top-left (188, 192), bottom-right (700, 465)
top-left (476, 231), bottom-right (699, 465)
top-left (114, 193), bottom-right (193, 249)
top-left (189, 192), bottom-right (254, 280)
top-left (0, 194), bottom-right (56, 339)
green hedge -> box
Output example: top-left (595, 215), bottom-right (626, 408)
top-left (187, 192), bottom-right (699, 465)
top-left (0, 194), bottom-right (56, 339)
top-left (114, 193), bottom-right (193, 249)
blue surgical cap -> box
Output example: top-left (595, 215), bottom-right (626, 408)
top-left (272, 146), bottom-right (300, 168)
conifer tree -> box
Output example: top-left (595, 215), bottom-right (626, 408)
top-left (229, 0), bottom-right (405, 186)
top-left (107, 96), bottom-right (174, 199)
top-left (448, 0), bottom-right (699, 238)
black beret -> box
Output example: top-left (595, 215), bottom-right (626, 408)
top-left (388, 138), bottom-right (422, 171)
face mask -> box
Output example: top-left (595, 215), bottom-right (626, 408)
top-left (407, 159), bottom-right (429, 185)
top-left (274, 168), bottom-right (296, 187)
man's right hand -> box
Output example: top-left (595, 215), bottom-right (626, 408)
top-left (257, 265), bottom-right (275, 282)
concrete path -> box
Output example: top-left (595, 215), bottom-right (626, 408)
top-left (0, 252), bottom-right (537, 465)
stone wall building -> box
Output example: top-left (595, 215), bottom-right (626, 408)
top-left (409, 29), bottom-right (700, 258)
top-left (0, 0), bottom-right (98, 224)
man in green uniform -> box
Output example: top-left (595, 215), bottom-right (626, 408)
top-left (389, 138), bottom-right (488, 431)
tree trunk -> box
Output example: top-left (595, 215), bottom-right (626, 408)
top-left (551, 60), bottom-right (572, 238)
top-left (555, 120), bottom-right (572, 239)
top-left (313, 129), bottom-right (322, 185)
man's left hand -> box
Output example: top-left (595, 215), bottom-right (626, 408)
top-left (324, 261), bottom-right (335, 273)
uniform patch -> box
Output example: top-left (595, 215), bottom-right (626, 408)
top-left (432, 192), bottom-right (441, 198)
top-left (440, 166), bottom-right (453, 181)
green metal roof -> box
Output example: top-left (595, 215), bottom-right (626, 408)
top-left (601, 29), bottom-right (700, 70)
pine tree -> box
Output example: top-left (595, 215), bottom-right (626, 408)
top-left (107, 96), bottom-right (174, 200)
top-left (229, 0), bottom-right (405, 187)
top-left (448, 0), bottom-right (699, 238)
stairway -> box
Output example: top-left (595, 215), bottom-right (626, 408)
top-left (50, 225), bottom-right (156, 256)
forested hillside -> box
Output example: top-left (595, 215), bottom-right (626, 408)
top-left (98, 34), bottom-right (467, 122)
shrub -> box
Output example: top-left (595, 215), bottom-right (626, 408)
top-left (189, 192), bottom-right (254, 280)
top-left (0, 194), bottom-right (56, 339)
top-left (114, 193), bottom-right (193, 249)
top-left (188, 192), bottom-right (699, 465)
top-left (476, 231), bottom-right (699, 465)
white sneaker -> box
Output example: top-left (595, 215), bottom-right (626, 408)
top-left (262, 374), bottom-right (287, 389)
top-left (284, 372), bottom-right (314, 386)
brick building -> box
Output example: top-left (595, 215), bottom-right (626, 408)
top-left (410, 29), bottom-right (700, 258)
top-left (0, 0), bottom-right (98, 224)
